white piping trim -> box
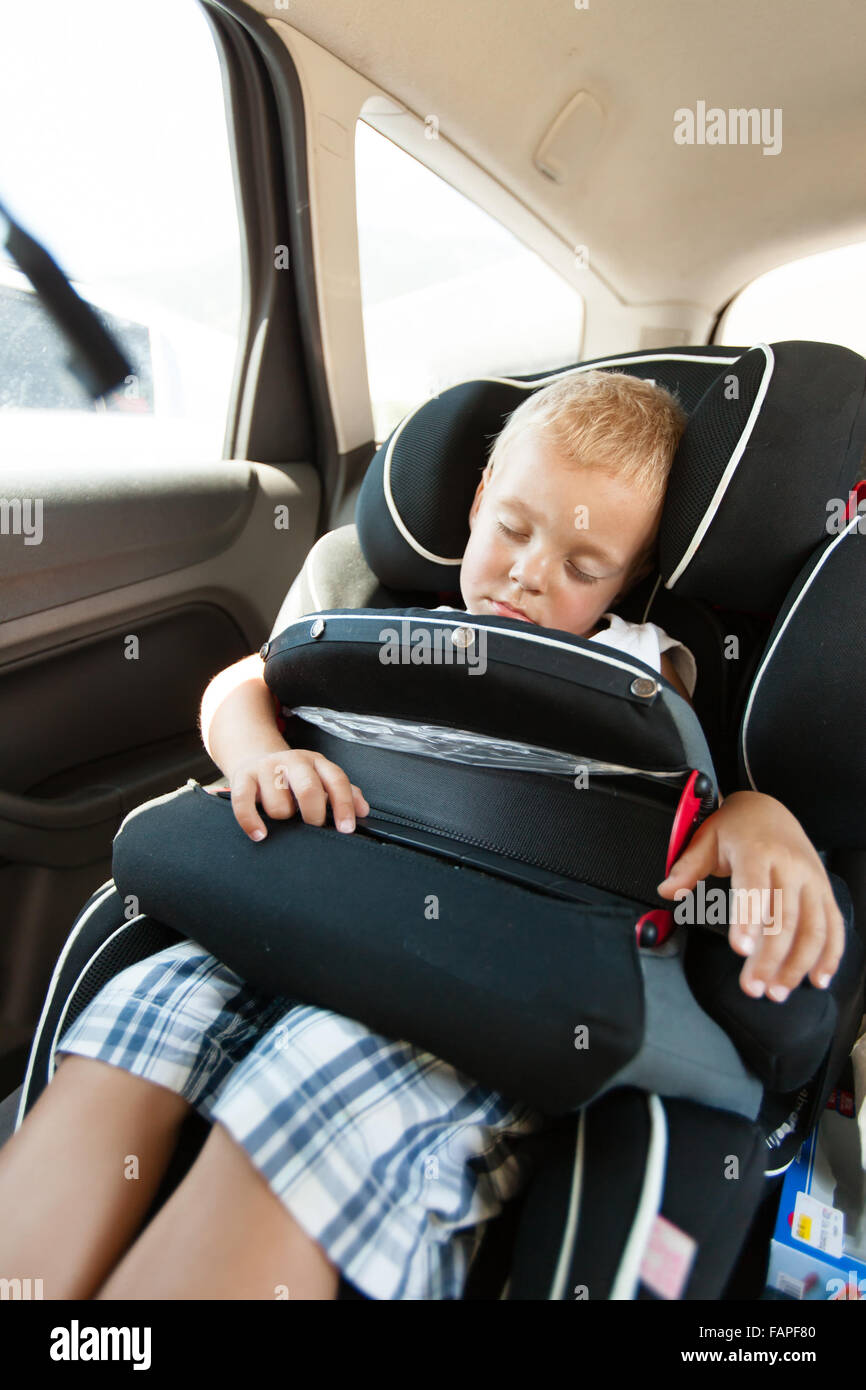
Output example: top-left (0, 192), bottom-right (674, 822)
top-left (764, 1156), bottom-right (797, 1178)
top-left (14, 880), bottom-right (116, 1130)
top-left (288, 609), bottom-right (664, 687)
top-left (382, 354), bottom-right (743, 568)
top-left (640, 573), bottom-right (664, 625)
top-left (47, 916), bottom-right (150, 1084)
top-left (549, 1107), bottom-right (587, 1299)
top-left (609, 1094), bottom-right (669, 1300)
top-left (382, 410), bottom-right (455, 563)
top-left (741, 510), bottom-right (863, 790)
top-left (667, 343), bottom-right (774, 589)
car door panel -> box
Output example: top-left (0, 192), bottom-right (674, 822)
top-left (0, 458), bottom-right (320, 1089)
top-left (2, 459), bottom-right (280, 621)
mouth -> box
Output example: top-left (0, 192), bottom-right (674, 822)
top-left (490, 598), bottom-right (535, 624)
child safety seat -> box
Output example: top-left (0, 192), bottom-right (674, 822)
top-left (10, 340), bottom-right (866, 1301)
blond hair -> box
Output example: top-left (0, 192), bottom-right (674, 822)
top-left (486, 368), bottom-right (688, 510)
top-left (484, 369), bottom-right (688, 590)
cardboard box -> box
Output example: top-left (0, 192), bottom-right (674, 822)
top-left (765, 1087), bottom-right (866, 1300)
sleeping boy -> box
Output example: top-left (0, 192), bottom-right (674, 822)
top-left (0, 369), bottom-right (845, 1302)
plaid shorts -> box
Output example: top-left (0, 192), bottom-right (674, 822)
top-left (55, 939), bottom-right (550, 1300)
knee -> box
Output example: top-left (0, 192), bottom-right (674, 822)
top-left (52, 1054), bottom-right (191, 1126)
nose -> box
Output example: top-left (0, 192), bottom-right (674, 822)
top-left (510, 543), bottom-right (548, 593)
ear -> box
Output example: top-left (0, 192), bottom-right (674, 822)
top-left (468, 464), bottom-right (492, 526)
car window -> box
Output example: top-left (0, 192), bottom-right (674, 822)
top-left (355, 119), bottom-right (585, 445)
top-left (0, 0), bottom-right (242, 461)
top-left (715, 241), bottom-right (866, 359)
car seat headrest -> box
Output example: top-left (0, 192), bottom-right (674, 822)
top-left (357, 345), bottom-right (747, 594)
top-left (356, 341), bottom-right (866, 618)
top-left (660, 341), bottom-right (866, 612)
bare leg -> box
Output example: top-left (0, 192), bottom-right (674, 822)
top-left (95, 1119), bottom-right (341, 1300)
top-left (0, 1054), bottom-right (192, 1299)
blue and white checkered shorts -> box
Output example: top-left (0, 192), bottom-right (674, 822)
top-left (55, 939), bottom-right (550, 1300)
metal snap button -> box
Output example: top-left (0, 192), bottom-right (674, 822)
top-left (259, 642), bottom-right (270, 659)
top-left (630, 676), bottom-right (658, 697)
top-left (451, 625), bottom-right (476, 649)
top-left (310, 618), bottom-right (325, 638)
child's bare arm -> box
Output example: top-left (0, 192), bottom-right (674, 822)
top-left (200, 654), bottom-right (285, 776)
top-left (656, 790), bottom-right (846, 1000)
top-left (660, 653), bottom-right (690, 702)
top-left (199, 654), bottom-right (369, 842)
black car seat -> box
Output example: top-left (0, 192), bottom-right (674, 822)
top-left (3, 339), bottom-right (865, 1301)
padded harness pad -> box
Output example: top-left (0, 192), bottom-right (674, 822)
top-left (114, 781), bottom-right (645, 1115)
top-left (111, 780), bottom-right (843, 1117)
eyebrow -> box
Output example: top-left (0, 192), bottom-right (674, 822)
top-left (498, 497), bottom-right (625, 570)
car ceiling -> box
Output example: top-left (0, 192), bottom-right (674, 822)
top-left (249, 0), bottom-right (866, 316)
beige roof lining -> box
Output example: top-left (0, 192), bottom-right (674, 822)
top-left (257, 5), bottom-right (866, 452)
top-left (260, 1), bottom-right (866, 304)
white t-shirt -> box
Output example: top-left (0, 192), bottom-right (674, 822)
top-left (433, 607), bottom-right (697, 698)
top-left (587, 611), bottom-right (697, 699)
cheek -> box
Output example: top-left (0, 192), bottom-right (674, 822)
top-left (559, 580), bottom-right (614, 623)
top-left (463, 524), bottom-right (501, 578)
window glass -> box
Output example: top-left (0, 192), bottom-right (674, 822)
top-left (355, 119), bottom-right (584, 444)
top-left (716, 242), bottom-right (866, 359)
top-left (0, 0), bottom-right (242, 460)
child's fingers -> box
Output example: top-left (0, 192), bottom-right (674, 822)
top-left (726, 845), bottom-right (776, 962)
top-left (740, 872), bottom-right (803, 996)
top-left (283, 761), bottom-right (329, 827)
top-left (230, 771), bottom-right (270, 842)
top-left (656, 821), bottom-right (720, 896)
top-left (312, 757), bottom-right (363, 833)
top-left (352, 785), bottom-right (371, 817)
top-left (258, 761), bottom-right (299, 821)
top-left (808, 894), bottom-right (846, 990)
top-left (730, 856), bottom-right (787, 995)
top-left (756, 879), bottom-right (829, 1000)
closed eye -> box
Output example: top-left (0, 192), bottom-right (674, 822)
top-left (497, 521), bottom-right (600, 585)
top-left (567, 563), bottom-right (600, 585)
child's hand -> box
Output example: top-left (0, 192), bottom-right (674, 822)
top-left (225, 748), bottom-right (370, 843)
top-left (656, 790), bottom-right (845, 1001)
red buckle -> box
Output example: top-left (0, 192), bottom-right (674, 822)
top-left (634, 907), bottom-right (673, 949)
top-left (845, 480), bottom-right (866, 524)
top-left (636, 769), bottom-right (713, 948)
